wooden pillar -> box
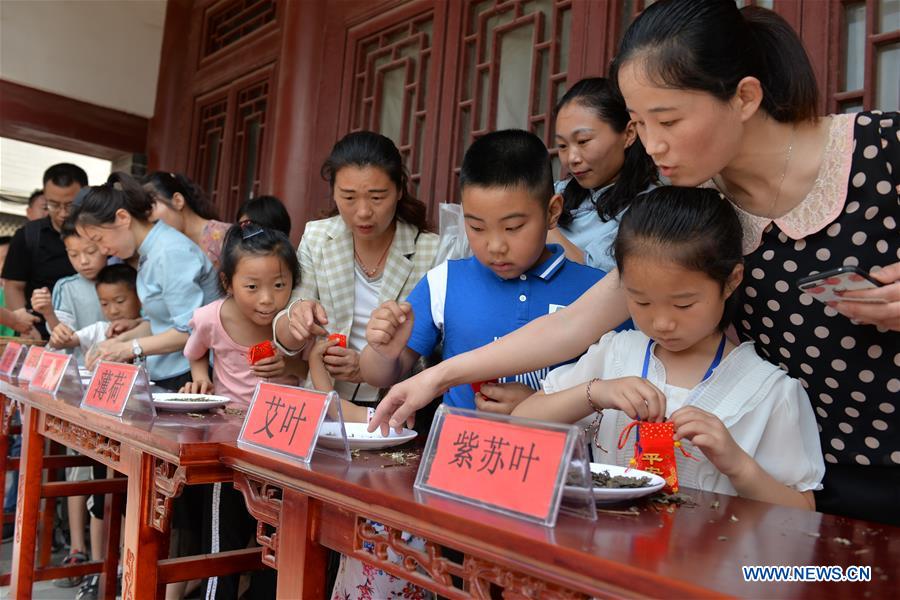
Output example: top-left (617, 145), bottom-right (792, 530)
top-left (267, 0), bottom-right (328, 241)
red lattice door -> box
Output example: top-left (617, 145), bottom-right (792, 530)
top-left (440, 0), bottom-right (580, 203)
top-left (188, 65), bottom-right (276, 222)
top-left (339, 1), bottom-right (448, 210)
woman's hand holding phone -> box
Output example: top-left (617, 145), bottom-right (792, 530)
top-left (833, 262), bottom-right (900, 331)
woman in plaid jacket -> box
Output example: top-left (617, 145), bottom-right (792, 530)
top-left (273, 131), bottom-right (439, 405)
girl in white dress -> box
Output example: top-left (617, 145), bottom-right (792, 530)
top-left (513, 187), bottom-right (824, 509)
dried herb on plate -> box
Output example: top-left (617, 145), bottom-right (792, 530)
top-left (591, 470), bottom-right (652, 488)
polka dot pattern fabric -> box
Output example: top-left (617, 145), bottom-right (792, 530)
top-left (735, 111), bottom-right (899, 468)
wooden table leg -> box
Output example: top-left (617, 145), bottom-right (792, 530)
top-left (275, 488), bottom-right (328, 599)
top-left (10, 404), bottom-right (45, 599)
top-left (120, 447), bottom-right (169, 600)
top-left (100, 467), bottom-right (125, 600)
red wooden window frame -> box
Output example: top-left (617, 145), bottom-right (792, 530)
top-left (832, 0), bottom-right (900, 112)
top-left (188, 65), bottom-right (277, 222)
top-left (341, 5), bottom-right (441, 197)
top-left (439, 0), bottom-right (581, 203)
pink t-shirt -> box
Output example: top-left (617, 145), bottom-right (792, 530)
top-left (184, 298), bottom-right (299, 404)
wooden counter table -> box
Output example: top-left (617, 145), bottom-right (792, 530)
top-left (221, 442), bottom-right (898, 599)
top-left (1, 378), bottom-right (263, 600)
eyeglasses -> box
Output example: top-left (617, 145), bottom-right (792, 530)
top-left (240, 221), bottom-right (264, 240)
top-left (46, 201), bottom-right (74, 213)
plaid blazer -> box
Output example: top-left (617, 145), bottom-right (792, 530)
top-left (294, 215), bottom-right (440, 335)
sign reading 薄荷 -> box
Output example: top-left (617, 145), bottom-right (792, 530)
top-left (81, 362), bottom-right (141, 416)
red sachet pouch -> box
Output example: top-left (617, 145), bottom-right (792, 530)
top-left (248, 340), bottom-right (276, 365)
top-left (327, 333), bottom-right (347, 348)
top-left (618, 421), bottom-right (698, 493)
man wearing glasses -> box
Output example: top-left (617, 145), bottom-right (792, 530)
top-left (1, 163), bottom-right (88, 339)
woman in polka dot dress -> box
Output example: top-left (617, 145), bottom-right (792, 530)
top-left (370, 1), bottom-right (899, 525)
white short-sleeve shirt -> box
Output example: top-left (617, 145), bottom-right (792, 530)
top-left (543, 329), bottom-right (825, 496)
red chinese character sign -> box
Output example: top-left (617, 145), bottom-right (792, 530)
top-left (80, 361), bottom-right (154, 417)
top-left (0, 342), bottom-right (24, 376)
top-left (238, 382), bottom-right (350, 464)
top-left (17, 347), bottom-right (45, 382)
top-left (415, 406), bottom-right (596, 527)
top-left (28, 351), bottom-right (80, 396)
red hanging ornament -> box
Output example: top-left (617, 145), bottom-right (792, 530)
top-left (618, 421), bottom-right (699, 493)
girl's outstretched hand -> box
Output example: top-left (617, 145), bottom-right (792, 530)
top-left (670, 406), bottom-right (751, 478)
top-left (835, 261), bottom-right (900, 331)
top-left (590, 377), bottom-right (666, 422)
top-left (180, 379), bottom-right (214, 394)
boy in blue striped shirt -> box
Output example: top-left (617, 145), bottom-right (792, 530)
top-left (361, 129), bottom-right (613, 412)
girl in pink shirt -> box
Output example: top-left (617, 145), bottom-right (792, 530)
top-left (180, 222), bottom-right (300, 402)
top-left (183, 223), bottom-right (368, 600)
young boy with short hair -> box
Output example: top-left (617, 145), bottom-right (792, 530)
top-left (360, 129), bottom-right (610, 413)
top-left (32, 220), bottom-right (106, 363)
top-left (50, 263), bottom-right (141, 355)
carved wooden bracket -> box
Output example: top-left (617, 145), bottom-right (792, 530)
top-left (42, 414), bottom-right (121, 463)
top-left (232, 471), bottom-right (282, 568)
top-left (462, 556), bottom-right (587, 600)
top-left (354, 518), bottom-right (588, 600)
top-left (149, 458), bottom-right (187, 532)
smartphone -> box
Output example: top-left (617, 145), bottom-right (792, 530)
top-left (796, 266), bottom-right (884, 304)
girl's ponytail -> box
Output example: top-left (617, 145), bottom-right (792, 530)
top-left (142, 171), bottom-right (220, 220)
top-left (600, 137), bottom-right (657, 221)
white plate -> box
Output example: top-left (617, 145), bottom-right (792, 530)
top-left (152, 393), bottom-right (230, 412)
top-left (317, 422), bottom-right (417, 450)
top-left (586, 463), bottom-right (665, 503)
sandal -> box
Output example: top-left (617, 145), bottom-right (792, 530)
top-left (53, 549), bottom-right (88, 587)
